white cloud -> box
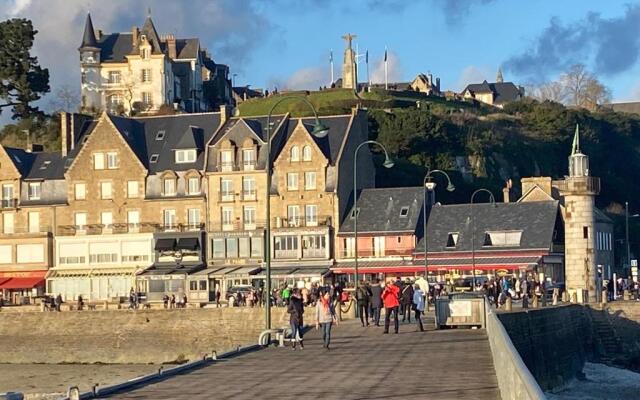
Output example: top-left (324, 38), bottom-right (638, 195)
top-left (456, 65), bottom-right (493, 91)
top-left (282, 66), bottom-right (330, 91)
top-left (369, 50), bottom-right (403, 84)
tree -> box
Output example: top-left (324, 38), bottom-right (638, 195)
top-left (51, 84), bottom-right (80, 112)
top-left (560, 64), bottom-right (610, 111)
top-left (0, 19), bottom-right (50, 119)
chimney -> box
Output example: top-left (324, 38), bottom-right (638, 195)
top-left (132, 27), bottom-right (139, 46)
top-left (502, 187), bottom-right (510, 203)
top-left (436, 77), bottom-right (441, 91)
top-left (30, 144), bottom-right (44, 152)
top-left (167, 34), bottom-right (176, 59)
top-left (60, 111), bottom-right (70, 157)
top-left (96, 29), bottom-right (102, 40)
top-left (219, 104), bottom-right (230, 124)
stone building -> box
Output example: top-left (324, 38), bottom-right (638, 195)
top-left (79, 13), bottom-right (231, 115)
top-left (461, 79), bottom-right (524, 108)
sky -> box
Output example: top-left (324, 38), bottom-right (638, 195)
top-left (2, 0), bottom-right (640, 124)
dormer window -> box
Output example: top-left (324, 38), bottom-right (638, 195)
top-left (108, 71), bottom-right (121, 84)
top-left (40, 161), bottom-right (51, 170)
top-left (399, 207), bottom-right (409, 218)
top-left (483, 231), bottom-right (522, 247)
top-left (446, 233), bottom-right (459, 248)
top-left (150, 154), bottom-right (159, 163)
top-left (163, 178), bottom-right (176, 197)
top-left (220, 150), bottom-right (234, 171)
top-left (155, 130), bottom-right (165, 141)
top-left (28, 182), bottom-right (41, 200)
top-left (176, 149), bottom-right (197, 163)
top-left (350, 208), bottom-right (360, 219)
top-left (290, 146), bottom-right (300, 162)
top-left (243, 149), bottom-right (256, 170)
top-left (302, 145), bottom-right (312, 161)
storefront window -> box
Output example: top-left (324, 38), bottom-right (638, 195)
top-left (189, 281), bottom-right (198, 291)
top-left (199, 280), bottom-right (207, 290)
top-left (251, 237), bottom-right (263, 258)
top-left (239, 237), bottom-right (250, 258)
top-left (212, 238), bottom-right (225, 258)
top-left (226, 238), bottom-right (238, 258)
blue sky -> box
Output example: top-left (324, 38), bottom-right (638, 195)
top-left (2, 0), bottom-right (640, 125)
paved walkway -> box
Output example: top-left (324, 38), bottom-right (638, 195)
top-left (100, 313), bottom-right (500, 400)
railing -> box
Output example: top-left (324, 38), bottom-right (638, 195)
top-left (56, 223), bottom-right (205, 236)
top-left (339, 247), bottom-right (415, 258)
top-left (243, 160), bottom-right (256, 171)
top-left (219, 161), bottom-right (236, 172)
top-left (0, 225), bottom-right (52, 236)
top-left (274, 249), bottom-right (298, 259)
top-left (242, 190), bottom-right (257, 201)
top-left (211, 220), bottom-right (267, 232)
top-left (552, 176), bottom-right (600, 194)
top-left (0, 198), bottom-right (18, 209)
top-left (274, 216), bottom-right (332, 228)
top-left (219, 191), bottom-right (235, 202)
top-left (302, 248), bottom-right (327, 258)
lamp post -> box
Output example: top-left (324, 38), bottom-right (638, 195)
top-left (422, 169), bottom-right (455, 284)
top-left (353, 141), bottom-right (394, 298)
top-left (470, 189), bottom-right (495, 290)
top-left (264, 96), bottom-right (329, 330)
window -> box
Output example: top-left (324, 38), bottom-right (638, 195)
top-left (94, 153), bottom-right (105, 170)
top-left (74, 183), bottom-right (86, 200)
top-left (150, 154), bottom-right (159, 163)
top-left (287, 205), bottom-right (300, 227)
top-left (583, 226), bottom-right (589, 239)
top-left (305, 205), bottom-right (318, 226)
top-left (243, 149), bottom-right (256, 170)
top-left (212, 238), bottom-right (225, 258)
top-left (127, 210), bottom-right (140, 225)
top-left (239, 237), bottom-right (250, 258)
top-left (244, 206), bottom-right (256, 228)
top-left (142, 92), bottom-right (152, 107)
top-left (155, 130), bottom-right (165, 140)
top-left (287, 173), bottom-right (299, 191)
top-left (350, 208), bottom-right (360, 219)
top-left (274, 235), bottom-right (298, 258)
top-left (222, 207), bottom-right (234, 229)
top-left (127, 181), bottom-right (139, 198)
top-left (251, 237), bottom-right (263, 258)
top-left (89, 243), bottom-right (118, 264)
top-left (373, 236), bottom-right (385, 256)
top-left (303, 235), bottom-right (326, 258)
top-left (163, 178), bottom-right (176, 196)
top-left (302, 145), bottom-right (312, 161)
top-left (243, 177), bottom-right (256, 200)
top-left (2, 184), bottom-right (13, 205)
top-left (290, 146), bottom-right (300, 162)
top-left (17, 244), bottom-right (44, 263)
top-left (187, 208), bottom-right (200, 228)
top-left (163, 209), bottom-right (177, 228)
top-left (101, 211), bottom-right (113, 226)
top-left (446, 233), bottom-right (459, 248)
top-left (226, 238), bottom-right (238, 258)
top-left (28, 182), bottom-right (41, 200)
top-left (187, 177), bottom-right (200, 195)
top-left (220, 150), bottom-right (234, 171)
top-left (141, 68), bottom-right (151, 82)
top-left (27, 211), bottom-right (40, 233)
top-left (40, 161), bottom-right (51, 170)
top-left (108, 71), bottom-right (121, 84)
top-left (176, 149), bottom-right (197, 163)
top-left (141, 48), bottom-right (149, 59)
top-left (0, 245), bottom-right (11, 264)
top-left (189, 281), bottom-right (198, 291)
top-left (399, 207), bottom-right (409, 217)
top-left (221, 179), bottom-right (233, 201)
top-left (304, 171), bottom-right (316, 190)
top-left (108, 94), bottom-right (123, 109)
top-left (2, 213), bottom-right (14, 234)
top-left (106, 152), bottom-right (118, 169)
top-left (100, 181), bottom-right (112, 199)
top-left (74, 212), bottom-right (87, 228)
top-left (483, 231), bottom-right (522, 247)
top-left (59, 243), bottom-right (86, 265)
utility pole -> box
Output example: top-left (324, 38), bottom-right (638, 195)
top-left (626, 201), bottom-right (631, 275)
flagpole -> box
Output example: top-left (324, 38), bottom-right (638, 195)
top-left (366, 50), bottom-right (370, 90)
top-left (330, 50), bottom-right (334, 86)
top-left (384, 46), bottom-right (388, 90)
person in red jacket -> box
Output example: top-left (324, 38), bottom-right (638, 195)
top-left (381, 282), bottom-right (400, 334)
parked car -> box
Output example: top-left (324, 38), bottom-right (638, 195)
top-left (225, 285), bottom-right (253, 306)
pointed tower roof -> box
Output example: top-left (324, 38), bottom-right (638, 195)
top-left (496, 68), bottom-right (504, 83)
top-left (140, 16), bottom-right (162, 54)
top-left (571, 124), bottom-right (581, 155)
top-left (79, 13), bottom-right (99, 50)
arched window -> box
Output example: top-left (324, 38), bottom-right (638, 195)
top-left (302, 145), bottom-right (312, 161)
top-left (290, 146), bottom-right (300, 162)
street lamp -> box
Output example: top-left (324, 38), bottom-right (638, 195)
top-left (353, 141), bottom-right (394, 298)
top-left (264, 96), bottom-right (329, 330)
top-left (422, 168), bottom-right (455, 285)
top-left (470, 189), bottom-right (496, 290)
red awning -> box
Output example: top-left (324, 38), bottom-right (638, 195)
top-left (332, 264), bottom-right (534, 275)
top-left (0, 277), bottom-right (45, 289)
top-left (0, 278), bottom-right (10, 286)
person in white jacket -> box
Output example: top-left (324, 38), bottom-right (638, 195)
top-left (412, 284), bottom-right (425, 332)
top-left (315, 291), bottom-right (338, 349)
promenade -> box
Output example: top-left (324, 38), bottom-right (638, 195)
top-left (99, 315), bottom-right (500, 400)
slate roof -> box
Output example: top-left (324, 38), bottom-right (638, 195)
top-left (339, 187), bottom-right (425, 234)
top-left (79, 13), bottom-right (98, 49)
top-left (175, 39), bottom-right (199, 59)
top-left (98, 33), bottom-right (134, 63)
top-left (278, 115), bottom-right (353, 165)
top-left (416, 201), bottom-right (559, 253)
top-left (463, 80), bottom-right (523, 104)
top-left (3, 148), bottom-right (66, 180)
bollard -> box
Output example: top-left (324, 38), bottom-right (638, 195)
top-left (67, 387), bottom-right (80, 400)
top-left (532, 295), bottom-right (539, 309)
top-left (623, 290), bottom-right (630, 301)
top-left (541, 292), bottom-right (547, 307)
top-left (158, 366), bottom-right (163, 376)
top-left (103, 301), bottom-right (108, 310)
top-left (92, 384), bottom-right (98, 395)
top-left (335, 300), bottom-right (343, 321)
top-left (570, 291), bottom-right (577, 304)
top-left (553, 288), bottom-right (559, 305)
top-left (562, 291), bottom-right (569, 303)
top-left (505, 296), bottom-right (512, 311)
top-left (601, 290), bottom-right (608, 305)
top-left (346, 299), bottom-right (356, 320)
top-left (522, 295), bottom-right (529, 309)
top-left (212, 351), bottom-right (217, 360)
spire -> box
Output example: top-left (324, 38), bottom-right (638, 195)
top-left (496, 67), bottom-right (504, 83)
top-left (141, 15), bottom-right (161, 53)
top-left (571, 124), bottom-right (581, 155)
top-left (79, 13), bottom-right (98, 49)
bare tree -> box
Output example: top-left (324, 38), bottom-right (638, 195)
top-left (538, 81), bottom-right (566, 103)
top-left (51, 84), bottom-right (80, 112)
top-left (559, 64), bottom-right (610, 110)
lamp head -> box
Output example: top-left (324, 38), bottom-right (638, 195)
top-left (446, 183), bottom-right (456, 192)
top-left (382, 157), bottom-right (394, 169)
top-left (311, 121), bottom-right (330, 138)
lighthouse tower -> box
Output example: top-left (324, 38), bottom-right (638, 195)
top-left (555, 125), bottom-right (600, 302)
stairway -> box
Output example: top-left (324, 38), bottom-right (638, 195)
top-left (590, 309), bottom-right (623, 363)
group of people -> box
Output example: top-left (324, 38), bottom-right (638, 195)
top-left (481, 276), bottom-right (550, 308)
top-left (161, 292), bottom-right (188, 309)
top-left (355, 277), bottom-right (426, 334)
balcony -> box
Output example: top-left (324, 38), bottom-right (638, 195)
top-left (302, 248), bottom-right (327, 259)
top-left (274, 216), bottom-right (332, 229)
top-left (274, 249), bottom-right (298, 259)
top-left (0, 225), bottom-right (51, 236)
top-left (219, 161), bottom-right (236, 172)
top-left (242, 190), bottom-right (257, 201)
top-left (243, 160), bottom-right (256, 171)
top-left (56, 223), bottom-right (205, 236)
top-left (552, 176), bottom-right (600, 195)
top-left (211, 220), bottom-right (266, 232)
top-left (219, 191), bottom-right (235, 202)
top-left (0, 198), bottom-right (18, 209)
top-left (339, 247), bottom-right (415, 259)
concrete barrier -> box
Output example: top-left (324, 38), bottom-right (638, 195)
top-left (485, 301), bottom-right (546, 400)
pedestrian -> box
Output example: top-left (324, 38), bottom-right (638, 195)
top-left (182, 293), bottom-right (188, 308)
top-left (315, 291), bottom-right (338, 350)
top-left (355, 282), bottom-right (371, 327)
top-left (162, 294), bottom-right (169, 309)
top-left (382, 281), bottom-right (400, 334)
top-left (401, 279), bottom-right (414, 323)
top-left (129, 289), bottom-right (136, 309)
top-left (370, 278), bottom-right (383, 326)
top-left (287, 288), bottom-right (304, 350)
top-left (170, 294), bottom-right (176, 309)
top-left (521, 278), bottom-right (529, 309)
top-left (282, 285), bottom-right (291, 306)
top-left (55, 293), bottom-right (63, 312)
top-left (215, 288), bottom-right (221, 308)
top-left (412, 283), bottom-right (425, 332)
top-left (77, 295), bottom-right (84, 311)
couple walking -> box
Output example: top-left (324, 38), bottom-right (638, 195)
top-left (288, 288), bottom-right (338, 350)
top-left (381, 281), bottom-right (425, 334)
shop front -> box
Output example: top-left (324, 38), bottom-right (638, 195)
top-left (0, 270), bottom-right (47, 305)
top-left (46, 267), bottom-right (138, 302)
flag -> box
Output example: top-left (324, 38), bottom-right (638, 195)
top-left (330, 50), bottom-right (333, 63)
top-left (366, 50), bottom-right (369, 64)
top-left (384, 48), bottom-right (387, 62)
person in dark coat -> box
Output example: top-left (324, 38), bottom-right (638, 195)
top-left (287, 288), bottom-right (305, 350)
top-left (369, 278), bottom-right (383, 326)
top-left (401, 279), bottom-right (414, 322)
top-left (55, 294), bottom-right (63, 312)
top-left (355, 282), bottom-right (371, 327)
